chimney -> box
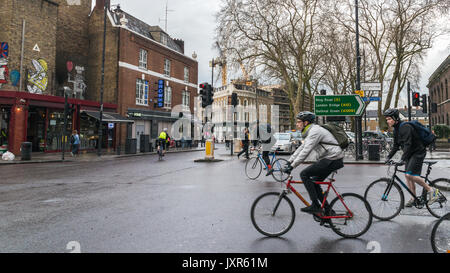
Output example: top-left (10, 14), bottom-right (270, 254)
top-left (173, 39), bottom-right (185, 54)
top-left (96, 0), bottom-right (110, 10)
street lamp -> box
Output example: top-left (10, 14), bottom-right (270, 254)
top-left (62, 86), bottom-right (73, 161)
top-left (98, 0), bottom-right (108, 157)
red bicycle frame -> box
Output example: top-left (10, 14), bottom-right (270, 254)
top-left (285, 177), bottom-right (354, 219)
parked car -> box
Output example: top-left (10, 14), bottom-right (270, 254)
top-left (345, 131), bottom-right (355, 144)
top-left (285, 130), bottom-right (302, 148)
top-left (272, 133), bottom-right (296, 154)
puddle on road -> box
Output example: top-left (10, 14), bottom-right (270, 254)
top-left (40, 198), bottom-right (64, 203)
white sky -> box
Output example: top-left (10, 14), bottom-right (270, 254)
top-left (91, 0), bottom-right (449, 107)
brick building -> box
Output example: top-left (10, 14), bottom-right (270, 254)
top-left (427, 54), bottom-right (450, 127)
top-left (0, 0), bottom-right (120, 155)
top-left (88, 1), bottom-right (198, 150)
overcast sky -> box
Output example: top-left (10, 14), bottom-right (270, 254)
top-left (91, 0), bottom-right (449, 108)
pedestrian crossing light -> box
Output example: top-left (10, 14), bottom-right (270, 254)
top-left (412, 92), bottom-right (420, 106)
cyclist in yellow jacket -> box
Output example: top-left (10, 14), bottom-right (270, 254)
top-left (158, 128), bottom-right (170, 155)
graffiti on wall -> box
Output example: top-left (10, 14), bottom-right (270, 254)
top-left (67, 61), bottom-right (87, 99)
top-left (0, 42), bottom-right (9, 88)
top-left (27, 59), bottom-right (48, 94)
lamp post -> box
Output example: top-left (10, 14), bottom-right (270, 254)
top-left (355, 0), bottom-right (363, 160)
top-left (62, 86), bottom-right (72, 161)
top-left (98, 1), bottom-right (108, 157)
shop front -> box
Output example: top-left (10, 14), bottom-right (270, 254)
top-left (0, 90), bottom-right (121, 155)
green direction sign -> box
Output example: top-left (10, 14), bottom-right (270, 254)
top-left (314, 95), bottom-right (365, 116)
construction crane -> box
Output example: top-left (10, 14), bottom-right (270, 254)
top-left (215, 41), bottom-right (227, 86)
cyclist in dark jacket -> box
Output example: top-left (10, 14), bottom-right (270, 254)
top-left (384, 108), bottom-right (439, 207)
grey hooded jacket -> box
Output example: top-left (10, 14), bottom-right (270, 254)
top-left (288, 124), bottom-right (344, 168)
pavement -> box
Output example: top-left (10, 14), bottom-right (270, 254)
top-left (0, 146), bottom-right (206, 165)
top-left (1, 143), bottom-right (450, 165)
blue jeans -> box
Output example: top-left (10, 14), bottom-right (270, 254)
top-left (71, 144), bottom-right (79, 155)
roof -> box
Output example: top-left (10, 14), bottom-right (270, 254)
top-left (110, 8), bottom-right (183, 54)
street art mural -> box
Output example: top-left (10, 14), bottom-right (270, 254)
top-left (27, 59), bottom-right (48, 94)
top-left (0, 59), bottom-right (8, 88)
top-left (67, 61), bottom-right (87, 99)
top-left (10, 70), bottom-right (20, 87)
top-left (0, 42), bottom-right (8, 59)
top-left (0, 42), bottom-right (8, 88)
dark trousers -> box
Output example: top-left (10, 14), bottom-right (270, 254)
top-left (262, 151), bottom-right (270, 166)
top-left (237, 142), bottom-right (249, 158)
top-left (300, 158), bottom-right (344, 207)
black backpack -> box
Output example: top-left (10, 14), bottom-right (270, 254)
top-left (320, 124), bottom-right (349, 149)
top-left (70, 135), bottom-right (75, 144)
top-left (400, 121), bottom-right (436, 146)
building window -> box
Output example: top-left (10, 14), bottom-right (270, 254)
top-left (136, 79), bottom-right (149, 105)
top-left (164, 59), bottom-right (171, 77)
top-left (139, 49), bottom-right (147, 69)
top-left (184, 67), bottom-right (189, 83)
top-left (164, 86), bottom-right (172, 108)
top-left (182, 90), bottom-right (190, 108)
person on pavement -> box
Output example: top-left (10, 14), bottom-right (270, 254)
top-left (70, 130), bottom-right (80, 157)
top-left (383, 108), bottom-right (440, 207)
top-left (283, 111), bottom-right (344, 214)
top-left (237, 127), bottom-right (250, 159)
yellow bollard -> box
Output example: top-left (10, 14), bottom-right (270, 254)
top-left (205, 139), bottom-right (214, 159)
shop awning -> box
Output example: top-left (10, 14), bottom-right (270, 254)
top-left (81, 110), bottom-right (134, 123)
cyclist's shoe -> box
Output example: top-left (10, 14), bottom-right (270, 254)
top-left (301, 204), bottom-right (322, 214)
top-left (266, 165), bottom-right (274, 176)
top-left (427, 187), bottom-right (440, 205)
top-left (404, 198), bottom-right (416, 208)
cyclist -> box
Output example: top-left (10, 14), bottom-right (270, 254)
top-left (157, 128), bottom-right (170, 156)
top-left (282, 111), bottom-right (344, 214)
top-left (259, 123), bottom-right (276, 176)
top-left (383, 108), bottom-right (440, 207)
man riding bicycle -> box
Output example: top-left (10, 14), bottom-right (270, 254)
top-left (383, 108), bottom-right (440, 207)
top-left (283, 111), bottom-right (344, 214)
top-left (157, 128), bottom-right (170, 155)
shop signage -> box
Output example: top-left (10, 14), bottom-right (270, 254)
top-left (157, 79), bottom-right (165, 108)
top-left (108, 123), bottom-right (114, 129)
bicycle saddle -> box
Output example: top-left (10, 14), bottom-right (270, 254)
top-left (424, 161), bottom-right (437, 166)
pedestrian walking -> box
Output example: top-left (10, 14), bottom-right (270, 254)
top-left (237, 128), bottom-right (250, 159)
top-left (70, 130), bottom-right (80, 157)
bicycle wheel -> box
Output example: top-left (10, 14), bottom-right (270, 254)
top-left (426, 178), bottom-right (450, 218)
top-left (328, 193), bottom-right (373, 238)
top-left (364, 178), bottom-right (404, 221)
top-left (245, 157), bottom-right (262, 180)
top-left (430, 212), bottom-right (450, 253)
top-left (271, 158), bottom-right (290, 182)
top-left (250, 192), bottom-right (295, 237)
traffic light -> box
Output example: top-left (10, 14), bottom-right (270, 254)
top-left (231, 93), bottom-right (238, 107)
top-left (412, 92), bottom-right (420, 106)
top-left (199, 82), bottom-right (208, 108)
top-left (206, 84), bottom-right (214, 106)
top-left (420, 94), bottom-right (427, 113)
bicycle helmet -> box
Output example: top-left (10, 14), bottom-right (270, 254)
top-left (296, 111), bottom-right (316, 123)
top-left (383, 108), bottom-right (400, 121)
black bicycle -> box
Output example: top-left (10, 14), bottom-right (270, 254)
top-left (430, 212), bottom-right (450, 253)
top-left (364, 160), bottom-right (449, 220)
